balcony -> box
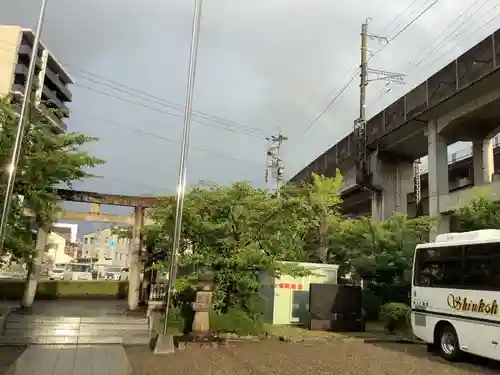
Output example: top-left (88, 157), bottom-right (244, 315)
top-left (42, 85), bottom-right (69, 115)
top-left (10, 86), bottom-right (67, 133)
top-left (439, 178), bottom-right (500, 214)
top-left (17, 44), bottom-right (72, 102)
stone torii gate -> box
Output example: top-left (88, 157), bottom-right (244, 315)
top-left (27, 188), bottom-right (169, 311)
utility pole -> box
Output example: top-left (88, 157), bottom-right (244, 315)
top-left (354, 17), bottom-right (405, 187)
top-left (265, 131), bottom-right (287, 198)
top-left (414, 158), bottom-right (422, 216)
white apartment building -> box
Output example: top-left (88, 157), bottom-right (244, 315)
top-left (82, 227), bottom-right (130, 267)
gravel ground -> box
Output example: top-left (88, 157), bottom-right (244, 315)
top-left (0, 347), bottom-right (25, 375)
top-left (125, 339), bottom-right (500, 375)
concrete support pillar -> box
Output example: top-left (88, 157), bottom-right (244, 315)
top-left (21, 227), bottom-right (49, 308)
top-left (128, 206), bottom-right (144, 310)
top-left (472, 138), bottom-right (494, 185)
top-left (369, 153), bottom-right (413, 220)
top-left (427, 120), bottom-right (450, 240)
top-left (371, 192), bottom-right (383, 221)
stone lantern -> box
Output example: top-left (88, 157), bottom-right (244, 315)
top-left (190, 271), bottom-right (214, 339)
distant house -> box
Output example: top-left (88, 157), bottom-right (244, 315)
top-left (46, 231), bottom-right (74, 265)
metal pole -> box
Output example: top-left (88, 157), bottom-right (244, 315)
top-left (0, 0), bottom-right (49, 253)
top-left (163, 0), bottom-right (203, 335)
top-left (275, 137), bottom-right (282, 199)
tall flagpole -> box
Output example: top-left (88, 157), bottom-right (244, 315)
top-left (162, 0), bottom-right (203, 335)
top-left (0, 0), bottom-right (49, 253)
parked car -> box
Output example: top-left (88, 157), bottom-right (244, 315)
top-left (48, 267), bottom-right (65, 280)
top-left (105, 266), bottom-right (129, 281)
top-left (63, 263), bottom-right (93, 281)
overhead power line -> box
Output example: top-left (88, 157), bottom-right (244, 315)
top-left (412, 2), bottom-right (500, 75)
top-left (303, 0), bottom-right (440, 135)
top-left (0, 38), bottom-right (270, 140)
top-left (381, 0), bottom-right (424, 35)
top-left (369, 0), bottom-right (496, 107)
top-left (76, 112), bottom-right (260, 166)
top-left (73, 83), bottom-right (265, 139)
top-left (409, 0), bottom-right (492, 72)
top-left (69, 71), bottom-right (269, 137)
top-left (389, 0), bottom-right (440, 41)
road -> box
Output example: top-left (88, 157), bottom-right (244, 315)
top-left (125, 339), bottom-right (500, 375)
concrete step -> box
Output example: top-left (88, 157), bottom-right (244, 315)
top-left (5, 322), bottom-right (148, 331)
top-left (4, 322), bottom-right (81, 330)
top-left (6, 315), bottom-right (81, 324)
top-left (0, 333), bottom-right (152, 345)
top-left (7, 315), bottom-right (148, 325)
top-left (4, 328), bottom-right (151, 336)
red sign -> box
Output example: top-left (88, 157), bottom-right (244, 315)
top-left (278, 283), bottom-right (303, 290)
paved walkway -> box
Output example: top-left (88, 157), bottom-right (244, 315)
top-left (6, 345), bottom-right (131, 375)
top-left (2, 301), bottom-right (140, 374)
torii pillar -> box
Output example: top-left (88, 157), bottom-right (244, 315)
top-left (128, 206), bottom-right (144, 310)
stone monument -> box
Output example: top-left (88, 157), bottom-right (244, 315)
top-left (190, 282), bottom-right (213, 339)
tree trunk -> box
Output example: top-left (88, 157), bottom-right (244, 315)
top-left (21, 227), bottom-right (49, 309)
top-left (315, 218), bottom-right (328, 262)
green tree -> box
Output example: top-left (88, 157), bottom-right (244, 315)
top-left (454, 195), bottom-right (500, 231)
top-left (348, 214), bottom-right (432, 281)
top-left (149, 181), bottom-right (309, 317)
top-left (0, 97), bottom-right (104, 260)
top-left (283, 172), bottom-right (345, 263)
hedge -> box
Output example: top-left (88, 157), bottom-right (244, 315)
top-left (154, 307), bottom-right (265, 337)
top-left (0, 280), bottom-right (129, 300)
top-left (379, 302), bottom-right (411, 333)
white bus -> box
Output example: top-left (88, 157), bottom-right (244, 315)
top-left (412, 229), bottom-right (500, 362)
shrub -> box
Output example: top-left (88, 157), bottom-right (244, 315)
top-left (367, 282), bottom-right (410, 305)
top-left (379, 302), bottom-right (410, 333)
top-left (153, 306), bottom-right (264, 337)
top-left (210, 308), bottom-right (264, 336)
top-left (153, 307), bottom-right (190, 334)
top-left (362, 289), bottom-right (382, 321)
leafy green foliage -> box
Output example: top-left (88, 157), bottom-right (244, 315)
top-left (210, 308), bottom-right (264, 336)
top-left (362, 288), bottom-right (382, 321)
top-left (454, 195), bottom-right (500, 231)
top-left (379, 302), bottom-right (411, 333)
top-left (324, 213), bottom-right (432, 284)
top-left (0, 97), bottom-right (104, 259)
top-left (150, 180), bottom-right (311, 318)
top-left (283, 172), bottom-right (344, 263)
top-left (147, 172), bottom-right (437, 327)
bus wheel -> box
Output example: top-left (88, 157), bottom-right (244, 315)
top-left (438, 325), bottom-right (461, 362)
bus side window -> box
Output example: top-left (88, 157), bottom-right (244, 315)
top-left (464, 243), bottom-right (500, 290)
top-left (415, 246), bottom-right (462, 288)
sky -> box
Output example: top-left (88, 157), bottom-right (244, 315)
top-left (1, 0), bottom-right (500, 234)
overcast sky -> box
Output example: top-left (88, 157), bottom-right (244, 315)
top-left (2, 0), bottom-right (500, 233)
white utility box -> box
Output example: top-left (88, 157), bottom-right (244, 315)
top-left (260, 262), bottom-right (339, 325)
